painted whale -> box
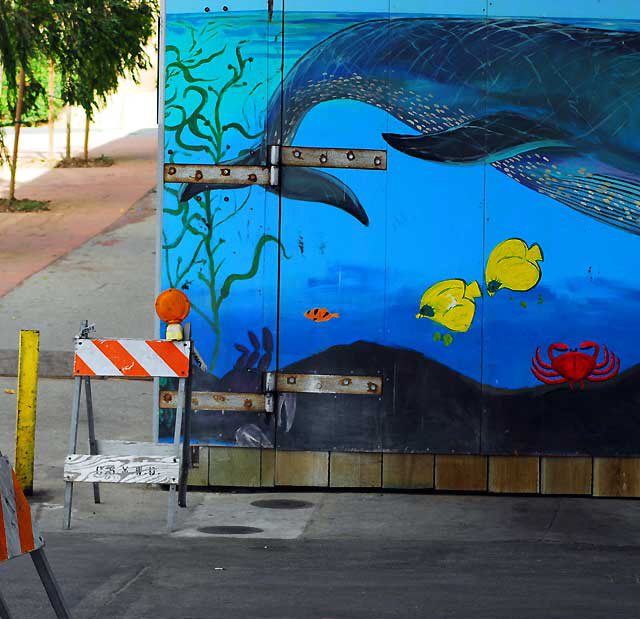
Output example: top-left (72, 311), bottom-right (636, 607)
top-left (181, 17), bottom-right (640, 234)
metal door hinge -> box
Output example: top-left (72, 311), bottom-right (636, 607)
top-left (164, 146), bottom-right (387, 188)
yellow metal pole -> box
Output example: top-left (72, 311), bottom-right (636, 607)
top-left (15, 330), bottom-right (39, 495)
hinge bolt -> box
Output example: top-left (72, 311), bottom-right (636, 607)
top-left (319, 153), bottom-right (328, 164)
top-left (168, 166), bottom-right (176, 175)
top-left (194, 170), bottom-right (203, 180)
top-left (221, 168), bottom-right (231, 176)
top-left (374, 157), bottom-right (382, 166)
top-left (293, 149), bottom-right (301, 158)
top-left (346, 151), bottom-right (355, 161)
top-left (248, 173), bottom-right (257, 182)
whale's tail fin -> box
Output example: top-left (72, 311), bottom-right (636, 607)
top-left (178, 149), bottom-right (369, 226)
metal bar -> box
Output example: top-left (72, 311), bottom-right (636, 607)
top-left (63, 377), bottom-right (82, 530)
top-left (280, 146), bottom-right (387, 170)
top-left (15, 329), bottom-right (39, 495)
top-left (277, 373), bottom-right (383, 395)
top-left (164, 163), bottom-right (270, 185)
top-left (178, 326), bottom-right (193, 508)
top-left (0, 589), bottom-right (12, 619)
top-left (84, 378), bottom-right (100, 505)
top-left (167, 378), bottom-right (185, 531)
top-left (31, 548), bottom-right (73, 619)
top-left (159, 390), bottom-right (266, 412)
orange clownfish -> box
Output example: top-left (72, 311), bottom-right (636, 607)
top-left (304, 308), bottom-right (340, 323)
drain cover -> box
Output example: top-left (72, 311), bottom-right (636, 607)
top-left (251, 499), bottom-right (313, 509)
top-left (198, 526), bottom-right (263, 535)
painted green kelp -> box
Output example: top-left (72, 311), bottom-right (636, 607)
top-left (163, 19), bottom-right (286, 371)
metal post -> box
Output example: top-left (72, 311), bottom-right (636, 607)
top-left (15, 330), bottom-right (40, 495)
top-left (0, 590), bottom-right (13, 619)
top-left (167, 377), bottom-right (185, 531)
top-left (31, 548), bottom-right (73, 619)
top-left (84, 378), bottom-right (100, 504)
top-left (178, 324), bottom-right (193, 508)
top-left (63, 378), bottom-right (83, 529)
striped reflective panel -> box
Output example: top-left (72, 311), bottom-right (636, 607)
top-left (73, 339), bottom-right (191, 378)
top-left (0, 457), bottom-right (43, 562)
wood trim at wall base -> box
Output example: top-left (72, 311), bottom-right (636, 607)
top-left (275, 451), bottom-right (329, 487)
top-left (435, 455), bottom-right (487, 491)
top-left (383, 454), bottom-right (434, 489)
top-left (330, 452), bottom-right (382, 488)
top-left (594, 458), bottom-right (640, 497)
top-left (209, 447), bottom-right (261, 487)
top-left (541, 457), bottom-right (592, 495)
top-left (489, 456), bottom-right (540, 494)
top-left (197, 450), bottom-right (640, 497)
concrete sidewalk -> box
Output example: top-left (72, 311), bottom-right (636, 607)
top-left (0, 126), bottom-right (157, 299)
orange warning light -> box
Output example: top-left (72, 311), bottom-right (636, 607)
top-left (155, 288), bottom-right (190, 324)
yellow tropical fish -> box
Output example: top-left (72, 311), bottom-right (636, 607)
top-left (485, 238), bottom-right (543, 296)
top-left (415, 279), bottom-right (482, 332)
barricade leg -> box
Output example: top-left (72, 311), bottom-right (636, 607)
top-left (167, 377), bottom-right (186, 531)
top-left (83, 378), bottom-right (100, 504)
top-left (63, 378), bottom-right (83, 530)
top-left (0, 589), bottom-right (13, 619)
top-left (31, 548), bottom-right (73, 619)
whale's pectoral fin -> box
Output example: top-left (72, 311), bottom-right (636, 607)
top-left (382, 112), bottom-right (570, 164)
top-left (493, 148), bottom-right (640, 236)
top-left (279, 166), bottom-right (369, 226)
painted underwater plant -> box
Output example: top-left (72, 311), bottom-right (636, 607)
top-left (181, 18), bottom-right (640, 236)
top-left (485, 239), bottom-right (543, 296)
top-left (531, 341), bottom-right (620, 389)
top-left (163, 21), bottom-right (288, 371)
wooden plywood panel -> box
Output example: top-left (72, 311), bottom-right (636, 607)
top-left (594, 458), bottom-right (640, 497)
top-left (330, 452), bottom-right (382, 488)
top-left (209, 447), bottom-right (260, 487)
top-left (383, 454), bottom-right (434, 489)
top-left (187, 446), bottom-right (209, 486)
top-left (541, 457), bottom-right (591, 495)
top-left (261, 448), bottom-right (275, 487)
top-left (275, 451), bottom-right (329, 487)
top-left (489, 456), bottom-right (539, 493)
top-left (435, 455), bottom-right (487, 491)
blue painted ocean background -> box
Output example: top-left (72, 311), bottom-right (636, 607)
top-left (163, 11), bottom-right (640, 389)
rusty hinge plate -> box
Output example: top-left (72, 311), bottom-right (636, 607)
top-left (279, 146), bottom-right (387, 170)
top-left (159, 390), bottom-right (266, 412)
top-left (277, 374), bottom-right (382, 395)
top-left (163, 163), bottom-right (271, 185)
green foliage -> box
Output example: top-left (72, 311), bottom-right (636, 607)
top-left (163, 27), bottom-right (285, 371)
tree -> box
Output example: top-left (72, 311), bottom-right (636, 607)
top-left (51, 0), bottom-right (157, 162)
top-left (0, 0), bottom-right (157, 202)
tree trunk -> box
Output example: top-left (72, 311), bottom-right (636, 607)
top-left (48, 60), bottom-right (55, 159)
top-left (8, 67), bottom-right (26, 202)
top-left (83, 113), bottom-right (90, 163)
top-left (65, 105), bottom-right (71, 160)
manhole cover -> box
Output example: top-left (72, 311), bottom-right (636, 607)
top-left (198, 526), bottom-right (263, 535)
top-left (250, 499), bottom-right (314, 510)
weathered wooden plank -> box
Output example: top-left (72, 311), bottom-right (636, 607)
top-left (277, 374), bottom-right (382, 395)
top-left (489, 456), bottom-right (539, 493)
top-left (541, 457), bottom-right (592, 495)
top-left (594, 458), bottom-right (640, 497)
top-left (209, 447), bottom-right (261, 487)
top-left (261, 449), bottom-right (276, 487)
top-left (159, 390), bottom-right (265, 412)
top-left (187, 446), bottom-right (209, 486)
top-left (275, 451), bottom-right (329, 487)
top-left (95, 439), bottom-right (175, 457)
top-left (64, 454), bottom-right (179, 484)
top-left (382, 454), bottom-right (434, 489)
top-left (435, 455), bottom-right (487, 491)
top-left (330, 452), bottom-right (382, 488)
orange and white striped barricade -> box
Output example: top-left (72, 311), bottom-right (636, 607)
top-left (63, 332), bottom-right (192, 531)
top-left (0, 452), bottom-right (73, 618)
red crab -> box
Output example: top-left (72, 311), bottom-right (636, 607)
top-left (531, 341), bottom-right (620, 389)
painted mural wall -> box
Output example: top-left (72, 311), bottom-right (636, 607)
top-left (161, 0), bottom-right (640, 455)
